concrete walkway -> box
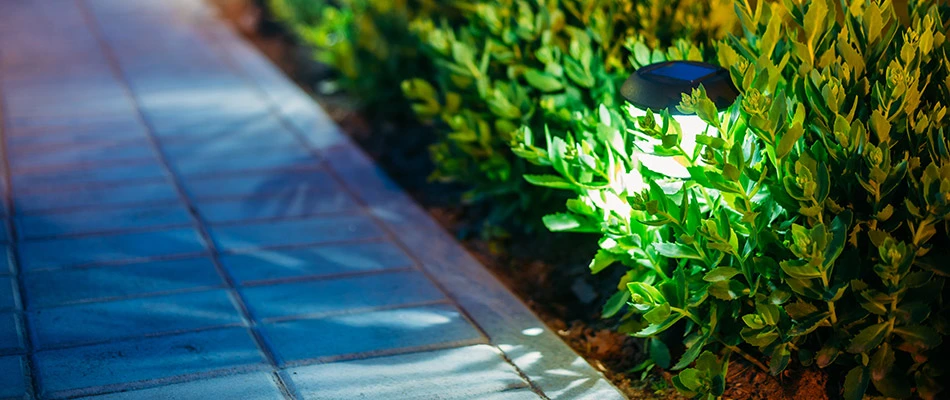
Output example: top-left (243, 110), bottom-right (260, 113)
top-left (0, 1), bottom-right (623, 399)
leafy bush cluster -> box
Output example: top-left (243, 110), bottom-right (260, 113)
top-left (269, 0), bottom-right (949, 398)
top-left (267, 0), bottom-right (438, 112)
top-left (271, 0), bottom-right (736, 233)
top-left (402, 0), bottom-right (736, 232)
top-left (515, 0), bottom-right (949, 398)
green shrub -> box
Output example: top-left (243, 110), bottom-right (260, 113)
top-left (401, 0), bottom-right (736, 234)
top-left (514, 0), bottom-right (949, 398)
top-left (268, 0), bottom-right (438, 112)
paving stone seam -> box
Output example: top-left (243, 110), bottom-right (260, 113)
top-left (42, 362), bottom-right (272, 400)
top-left (15, 199), bottom-right (183, 216)
top-left (273, 337), bottom-right (491, 369)
top-left (27, 321), bottom-right (248, 353)
top-left (0, 38), bottom-right (42, 400)
top-left (17, 252), bottom-right (213, 274)
top-left (17, 220), bottom-right (195, 241)
top-left (13, 176), bottom-right (168, 195)
top-left (75, 2), bottom-right (294, 398)
top-left (12, 162), bottom-right (335, 195)
top-left (256, 298), bottom-right (454, 324)
top-left (23, 265), bottom-right (418, 311)
top-left (19, 236), bottom-right (397, 274)
top-left (9, 156), bottom-right (159, 175)
top-left (239, 265), bottom-right (416, 288)
top-left (23, 283), bottom-right (227, 311)
top-left (20, 249), bottom-right (212, 272)
top-left (193, 13), bottom-right (550, 399)
top-left (15, 207), bottom-right (367, 242)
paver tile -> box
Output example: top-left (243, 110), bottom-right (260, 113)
top-left (287, 345), bottom-right (533, 400)
top-left (0, 277), bottom-right (16, 311)
top-left (10, 139), bottom-right (156, 170)
top-left (5, 118), bottom-right (146, 148)
top-left (24, 258), bottom-right (223, 308)
top-left (171, 147), bottom-right (317, 177)
top-left (30, 290), bottom-right (244, 349)
top-left (158, 116), bottom-right (297, 157)
top-left (181, 169), bottom-right (337, 200)
top-left (0, 355), bottom-right (28, 399)
top-left (12, 160), bottom-right (168, 190)
top-left (18, 228), bottom-right (207, 270)
top-left (14, 181), bottom-right (180, 213)
top-left (34, 327), bottom-right (267, 396)
top-left (220, 241), bottom-right (413, 284)
top-left (80, 371), bottom-right (284, 400)
top-left (0, 312), bottom-right (24, 354)
top-left (210, 215), bottom-right (384, 251)
top-left (262, 304), bottom-right (483, 365)
top-left (243, 270), bottom-right (444, 321)
top-left (195, 191), bottom-right (354, 224)
top-left (16, 204), bottom-right (193, 239)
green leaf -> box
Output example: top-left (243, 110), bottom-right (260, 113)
top-left (653, 242), bottom-right (703, 260)
top-left (770, 343), bottom-right (791, 375)
top-left (776, 123), bottom-right (804, 159)
top-left (672, 335), bottom-right (709, 370)
top-left (649, 338), bottom-right (671, 369)
top-left (869, 343), bottom-right (894, 381)
top-left (780, 260), bottom-right (822, 279)
top-left (672, 368), bottom-right (703, 396)
top-left (524, 69), bottom-right (564, 92)
top-left (644, 303), bottom-right (672, 325)
top-left (589, 249), bottom-right (617, 274)
top-left (523, 174), bottom-right (573, 189)
top-left (601, 290), bottom-right (629, 318)
top-left (816, 343), bottom-right (840, 368)
top-left (788, 311), bottom-right (830, 337)
top-left (542, 213), bottom-right (596, 232)
top-left (892, 326), bottom-right (942, 350)
top-left (703, 267), bottom-right (741, 282)
top-left (847, 322), bottom-right (889, 354)
top-left (843, 366), bottom-right (870, 400)
top-left (708, 279), bottom-right (746, 300)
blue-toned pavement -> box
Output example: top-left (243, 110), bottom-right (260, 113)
top-left (0, 0), bottom-right (624, 399)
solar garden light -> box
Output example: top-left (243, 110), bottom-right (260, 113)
top-left (620, 61), bottom-right (739, 178)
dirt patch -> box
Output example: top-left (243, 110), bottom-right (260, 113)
top-left (203, 2), bottom-right (832, 399)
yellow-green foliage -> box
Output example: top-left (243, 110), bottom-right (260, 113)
top-left (513, 0), bottom-right (950, 398)
top-left (402, 0), bottom-right (737, 231)
top-left (268, 0), bottom-right (437, 109)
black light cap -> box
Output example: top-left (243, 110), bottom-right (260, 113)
top-left (620, 61), bottom-right (739, 115)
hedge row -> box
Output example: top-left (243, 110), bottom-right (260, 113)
top-left (268, 0), bottom-right (949, 398)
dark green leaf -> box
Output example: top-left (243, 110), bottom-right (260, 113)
top-left (770, 343), bottom-right (791, 375)
top-left (523, 174), bottom-right (574, 189)
top-left (524, 69), bottom-right (564, 92)
top-left (847, 322), bottom-right (889, 354)
top-left (703, 267), bottom-right (741, 282)
top-left (650, 338), bottom-right (671, 369)
top-left (843, 366), bottom-right (870, 400)
top-left (653, 242), bottom-right (703, 260)
top-left (601, 290), bottom-right (629, 319)
top-left (893, 325), bottom-right (942, 350)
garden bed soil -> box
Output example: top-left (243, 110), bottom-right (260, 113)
top-left (207, 2), bottom-right (833, 398)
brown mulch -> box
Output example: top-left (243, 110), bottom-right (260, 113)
top-left (205, 2), bottom-right (833, 399)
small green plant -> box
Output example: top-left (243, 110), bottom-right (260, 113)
top-left (513, 0), bottom-right (949, 398)
top-left (402, 0), bottom-right (735, 234)
top-left (268, 0), bottom-right (437, 112)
